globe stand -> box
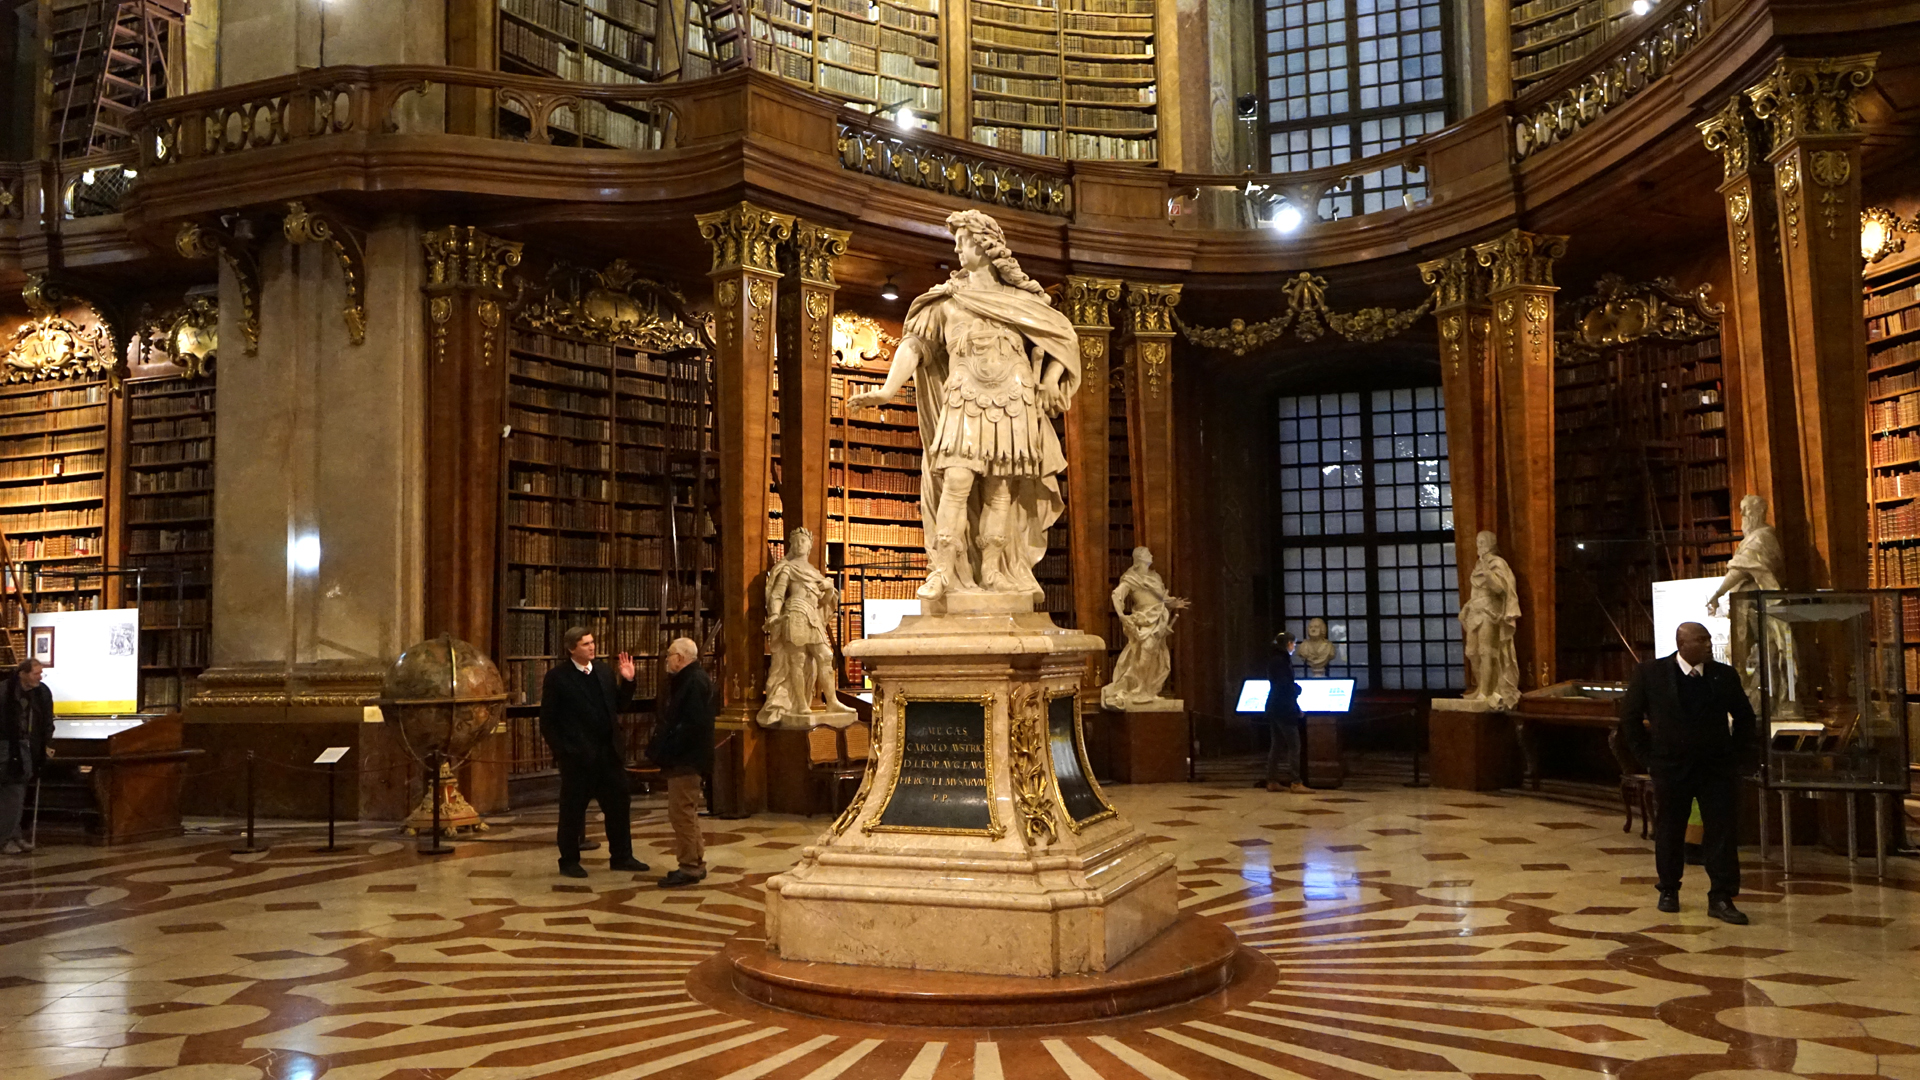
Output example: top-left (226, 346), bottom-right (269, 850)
top-left (405, 753), bottom-right (482, 853)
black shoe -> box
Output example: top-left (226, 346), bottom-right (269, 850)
top-left (558, 861), bottom-right (588, 879)
top-left (1656, 890), bottom-right (1679, 913)
top-left (1707, 899), bottom-right (1749, 925)
top-left (659, 869), bottom-right (705, 888)
top-left (579, 840), bottom-right (602, 852)
top-left (609, 857), bottom-right (650, 873)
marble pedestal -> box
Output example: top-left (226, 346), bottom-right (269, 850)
top-left (1102, 699), bottom-right (1188, 784)
top-left (763, 592), bottom-right (1178, 977)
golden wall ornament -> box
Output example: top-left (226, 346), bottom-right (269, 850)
top-left (520, 260), bottom-right (707, 353)
top-left (1063, 276), bottom-right (1123, 328)
top-left (423, 226), bottom-right (523, 291)
top-left (428, 295), bottom-right (452, 363)
top-left (174, 220), bottom-right (260, 355)
top-left (477, 299), bottom-right (502, 366)
top-left (1561, 275), bottom-right (1723, 351)
top-left (1523, 295), bottom-right (1550, 351)
top-left (282, 201), bottom-right (367, 345)
top-left (1141, 339), bottom-right (1169, 399)
top-left (1078, 335), bottom-right (1106, 393)
top-left (1745, 54), bottom-right (1879, 147)
top-left (1176, 270), bottom-right (1433, 355)
top-left (1512, 0), bottom-right (1711, 162)
top-left (789, 221), bottom-right (851, 288)
top-left (836, 120), bottom-right (1071, 217)
top-left (1728, 191), bottom-right (1754, 275)
top-left (1472, 229), bottom-right (1569, 291)
top-left (1861, 207), bottom-right (1915, 265)
top-left (695, 202), bottom-right (796, 275)
top-left (1807, 150), bottom-right (1852, 241)
top-left (1008, 684), bottom-right (1058, 848)
top-left (748, 278), bottom-right (771, 345)
top-left (2, 275), bottom-right (119, 385)
top-left (137, 296), bottom-right (219, 379)
top-left (1697, 95), bottom-right (1762, 183)
top-left (1417, 249), bottom-right (1489, 309)
top-left (1125, 282), bottom-right (1182, 335)
top-left (1777, 157), bottom-right (1802, 248)
top-left (831, 312), bottom-right (897, 368)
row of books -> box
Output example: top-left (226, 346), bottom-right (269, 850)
top-left (511, 431), bottom-right (612, 468)
top-left (511, 407), bottom-right (612, 442)
top-left (1870, 366), bottom-right (1920, 399)
top-left (842, 496), bottom-right (920, 521)
top-left (1061, 12), bottom-right (1149, 31)
top-left (1867, 279), bottom-right (1920, 317)
top-left (836, 466), bottom-right (917, 493)
top-left (1511, 26), bottom-right (1613, 81)
top-left (0, 452), bottom-right (104, 482)
top-left (976, 99), bottom-right (1059, 126)
top-left (503, 611), bottom-right (676, 657)
top-left (1872, 392), bottom-right (1920, 435)
top-left (131, 416), bottom-right (214, 441)
top-left (2, 384), bottom-right (107, 411)
top-left (141, 597), bottom-right (211, 626)
top-left (974, 47), bottom-right (1056, 75)
top-left (1872, 431), bottom-right (1920, 466)
top-left (1868, 305), bottom-right (1920, 342)
top-left (128, 438), bottom-right (211, 465)
top-left (129, 464), bottom-right (209, 493)
top-left (128, 528), bottom-right (210, 554)
top-left (1511, 0), bottom-right (1618, 51)
top-left (6, 533), bottom-right (100, 560)
top-left (127, 391), bottom-right (213, 419)
top-left (128, 494), bottom-right (212, 522)
top-left (833, 445), bottom-right (921, 469)
top-left (0, 405), bottom-right (107, 438)
top-left (1877, 502), bottom-right (1920, 541)
top-left (979, 0), bottom-right (1057, 27)
top-left (1063, 34), bottom-right (1150, 56)
top-left (1870, 340), bottom-right (1920, 374)
top-left (508, 531), bottom-right (614, 566)
top-left (0, 507), bottom-right (101, 532)
top-left (1065, 104), bottom-right (1151, 128)
top-left (1874, 545), bottom-right (1920, 586)
top-left (0, 480), bottom-right (99, 508)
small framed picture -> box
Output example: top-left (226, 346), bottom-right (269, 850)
top-left (30, 626), bottom-right (54, 668)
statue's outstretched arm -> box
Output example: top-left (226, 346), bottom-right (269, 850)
top-left (848, 336), bottom-right (923, 407)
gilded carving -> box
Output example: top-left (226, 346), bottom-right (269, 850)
top-left (1523, 295), bottom-right (1549, 351)
top-left (715, 279), bottom-right (739, 347)
top-left (429, 295), bottom-right (452, 363)
top-left (1418, 250), bottom-right (1489, 309)
top-left (282, 201), bottom-right (367, 345)
top-left (1777, 157), bottom-right (1802, 249)
top-left (830, 750), bottom-right (878, 836)
top-left (748, 277), bottom-right (771, 345)
top-left (1, 275), bottom-right (118, 385)
top-left (1008, 684), bottom-right (1058, 848)
top-left (1124, 282), bottom-right (1182, 335)
top-left (477, 299), bottom-right (501, 367)
top-left (1728, 191), bottom-right (1753, 275)
top-left (838, 121), bottom-right (1071, 216)
top-left (1861, 207), bottom-right (1915, 265)
top-left (1078, 334), bottom-right (1106, 393)
top-left (1562, 275), bottom-right (1722, 350)
top-left (788, 221), bottom-right (851, 288)
top-left (1472, 229), bottom-right (1569, 291)
top-left (1807, 150), bottom-right (1852, 242)
top-left (422, 226), bottom-right (522, 291)
top-left (695, 202), bottom-right (795, 275)
top-left (804, 290), bottom-right (828, 360)
top-left (1745, 54), bottom-right (1878, 147)
top-left (1063, 276), bottom-right (1123, 328)
top-left (831, 312), bottom-right (897, 367)
top-left (521, 260), bottom-right (707, 352)
top-left (1441, 314), bottom-right (1463, 377)
top-left (137, 296), bottom-right (219, 380)
top-left (1141, 339), bottom-right (1169, 399)
top-left (1513, 0), bottom-right (1710, 161)
top-left (1176, 270), bottom-right (1432, 355)
top-left (174, 220), bottom-right (260, 355)
top-left (1697, 95), bottom-right (1762, 183)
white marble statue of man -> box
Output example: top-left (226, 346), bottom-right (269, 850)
top-left (845, 209), bottom-right (1081, 604)
top-left (1101, 547), bottom-right (1190, 709)
top-left (1459, 530), bottom-right (1521, 709)
top-left (1706, 494), bottom-right (1796, 714)
top-left (1296, 616), bottom-right (1338, 677)
top-left (758, 527), bottom-right (855, 727)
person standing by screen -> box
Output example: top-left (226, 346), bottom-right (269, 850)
top-left (1263, 632), bottom-right (1308, 794)
top-left (540, 628), bottom-right (649, 879)
top-left (0, 659), bottom-right (54, 855)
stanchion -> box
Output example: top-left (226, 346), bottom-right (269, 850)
top-left (420, 750), bottom-right (454, 856)
top-left (232, 750), bottom-right (266, 854)
top-left (1405, 708), bottom-right (1430, 788)
top-left (314, 757), bottom-right (346, 854)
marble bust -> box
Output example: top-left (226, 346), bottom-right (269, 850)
top-left (757, 527), bottom-right (855, 728)
top-left (845, 209), bottom-right (1081, 605)
top-left (1706, 494), bottom-right (1796, 713)
top-left (1101, 546), bottom-right (1189, 710)
top-left (1459, 530), bottom-right (1521, 710)
top-left (1295, 617), bottom-right (1337, 676)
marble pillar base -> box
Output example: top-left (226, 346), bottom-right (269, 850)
top-left (764, 593), bottom-right (1178, 977)
top-left (1103, 700), bottom-right (1188, 784)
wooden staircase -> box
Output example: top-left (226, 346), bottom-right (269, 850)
top-left (48, 0), bottom-right (188, 160)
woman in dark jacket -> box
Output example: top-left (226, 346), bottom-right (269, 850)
top-left (1262, 633), bottom-right (1308, 794)
top-left (1, 659), bottom-right (54, 854)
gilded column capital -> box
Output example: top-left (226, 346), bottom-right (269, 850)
top-left (1417, 250), bottom-right (1490, 309)
top-left (1063, 276), bottom-right (1123, 329)
top-left (696, 202), bottom-right (796, 275)
top-left (423, 226), bottom-right (524, 292)
top-left (785, 221), bottom-right (851, 289)
top-left (1697, 95), bottom-right (1766, 184)
top-left (1472, 229), bottom-right (1569, 293)
top-left (1124, 282), bottom-right (1182, 334)
top-left (1746, 54), bottom-right (1878, 149)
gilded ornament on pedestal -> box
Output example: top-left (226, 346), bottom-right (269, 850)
top-left (1777, 157), bottom-right (1802, 248)
top-left (1008, 685), bottom-right (1058, 848)
top-left (429, 296), bottom-right (452, 364)
top-left (1728, 191), bottom-right (1754, 275)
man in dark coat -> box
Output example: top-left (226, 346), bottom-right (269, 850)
top-left (1264, 631), bottom-right (1308, 793)
top-left (650, 637), bottom-right (714, 887)
top-left (540, 628), bottom-right (648, 878)
top-left (1, 659), bottom-right (54, 855)
top-left (1618, 621), bottom-right (1758, 924)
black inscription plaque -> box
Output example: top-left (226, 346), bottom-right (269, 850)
top-left (1048, 692), bottom-right (1112, 825)
top-left (873, 698), bottom-right (994, 833)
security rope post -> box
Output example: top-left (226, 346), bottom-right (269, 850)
top-left (232, 750), bottom-right (266, 854)
top-left (421, 749), bottom-right (454, 856)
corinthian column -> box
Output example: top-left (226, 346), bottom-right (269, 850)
top-left (1063, 275), bottom-right (1122, 686)
top-left (1472, 229), bottom-right (1566, 691)
top-left (1746, 54), bottom-right (1878, 589)
top-left (696, 201), bottom-right (795, 815)
top-left (1417, 250), bottom-right (1495, 615)
top-left (1122, 282), bottom-right (1182, 582)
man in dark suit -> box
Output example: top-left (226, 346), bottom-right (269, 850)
top-left (540, 627), bottom-right (649, 879)
top-left (1618, 621), bottom-right (1758, 924)
top-left (650, 637), bottom-right (714, 888)
top-left (1263, 631), bottom-right (1308, 794)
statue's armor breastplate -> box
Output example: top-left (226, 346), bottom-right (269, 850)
top-left (945, 319), bottom-right (1032, 422)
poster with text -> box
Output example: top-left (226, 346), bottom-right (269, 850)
top-left (27, 608), bottom-right (139, 714)
top-left (1650, 578), bottom-right (1730, 666)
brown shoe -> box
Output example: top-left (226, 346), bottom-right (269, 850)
top-left (1289, 783), bottom-right (1312, 794)
top-left (1265, 781), bottom-right (1283, 792)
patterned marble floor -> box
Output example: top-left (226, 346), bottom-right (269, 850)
top-left (2, 775), bottom-right (1918, 1080)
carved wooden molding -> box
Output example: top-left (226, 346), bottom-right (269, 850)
top-left (785, 221), bottom-right (851, 289)
top-left (1512, 1), bottom-right (1711, 162)
top-left (1418, 249), bottom-right (1491, 309)
top-left (1560, 274), bottom-right (1722, 350)
top-left (836, 120), bottom-right (1071, 217)
top-left (175, 220), bottom-right (262, 355)
top-left (1697, 95), bottom-right (1767, 185)
top-left (135, 295), bottom-right (219, 379)
top-left (519, 259), bottom-right (707, 352)
top-left (2, 274), bottom-right (120, 385)
top-left (1746, 54), bottom-right (1879, 149)
top-left (282, 200), bottom-right (367, 345)
top-left (423, 226), bottom-right (523, 292)
top-left (1473, 229), bottom-right (1569, 292)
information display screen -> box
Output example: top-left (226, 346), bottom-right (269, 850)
top-left (1234, 678), bottom-right (1356, 714)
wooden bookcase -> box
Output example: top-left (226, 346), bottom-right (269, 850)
top-left (829, 362), bottom-right (927, 684)
top-left (1554, 318), bottom-right (1730, 681)
top-left (968, 0), bottom-right (1157, 162)
top-left (1864, 254), bottom-right (1920, 709)
top-left (497, 0), bottom-right (682, 146)
top-left (1508, 0), bottom-right (1633, 95)
top-left (498, 326), bottom-right (718, 778)
top-left (698, 0), bottom-right (945, 128)
top-left (0, 375), bottom-right (111, 651)
top-left (123, 376), bottom-right (214, 710)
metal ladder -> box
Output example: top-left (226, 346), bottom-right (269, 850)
top-left (49, 0), bottom-right (187, 159)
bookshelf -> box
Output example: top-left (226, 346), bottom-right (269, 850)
top-left (1508, 0), bottom-right (1634, 94)
top-left (497, 0), bottom-right (680, 147)
top-left (123, 376), bottom-right (214, 710)
top-left (0, 377), bottom-right (111, 651)
top-left (1864, 254), bottom-right (1920, 722)
top-left (499, 325), bottom-right (718, 777)
top-left (969, 0), bottom-right (1158, 162)
top-left (1554, 321), bottom-right (1729, 681)
top-left (705, 0), bottom-right (945, 127)
top-left (829, 359), bottom-right (926, 685)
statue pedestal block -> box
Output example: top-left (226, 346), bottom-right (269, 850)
top-left (763, 598), bottom-right (1178, 978)
top-left (1428, 698), bottom-right (1518, 791)
top-left (1102, 700), bottom-right (1188, 784)
top-left (1305, 714), bottom-right (1345, 788)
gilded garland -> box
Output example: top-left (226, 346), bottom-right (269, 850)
top-left (1175, 271), bottom-right (1433, 355)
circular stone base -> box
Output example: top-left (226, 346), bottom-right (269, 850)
top-left (726, 913), bottom-right (1238, 1027)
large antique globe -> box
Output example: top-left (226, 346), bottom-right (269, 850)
top-left (377, 633), bottom-right (510, 835)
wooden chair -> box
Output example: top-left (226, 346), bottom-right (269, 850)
top-left (1607, 725), bottom-right (1656, 839)
top-left (809, 719), bottom-right (872, 815)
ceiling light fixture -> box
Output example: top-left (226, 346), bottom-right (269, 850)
top-left (880, 277), bottom-right (901, 301)
top-left (1270, 204), bottom-right (1304, 233)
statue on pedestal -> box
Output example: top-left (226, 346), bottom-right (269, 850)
top-left (1296, 617), bottom-right (1338, 676)
top-left (845, 209), bottom-right (1081, 605)
top-left (758, 527), bottom-right (855, 727)
top-left (1707, 494), bottom-right (1796, 714)
top-left (1460, 530), bottom-right (1521, 709)
top-left (1102, 546), bottom-right (1189, 709)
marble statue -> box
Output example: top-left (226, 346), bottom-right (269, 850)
top-left (1459, 530), bottom-right (1521, 710)
top-left (1706, 494), bottom-right (1796, 714)
top-left (758, 527), bottom-right (855, 727)
top-left (845, 209), bottom-right (1081, 605)
top-left (1101, 547), bottom-right (1190, 710)
top-left (1296, 617), bottom-right (1338, 676)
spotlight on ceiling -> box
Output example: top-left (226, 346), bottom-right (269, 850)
top-left (1630, 0), bottom-right (1653, 14)
top-left (1269, 204), bottom-right (1304, 233)
top-left (880, 277), bottom-right (901, 301)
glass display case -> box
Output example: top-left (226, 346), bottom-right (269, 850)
top-left (1743, 590), bottom-right (1909, 876)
